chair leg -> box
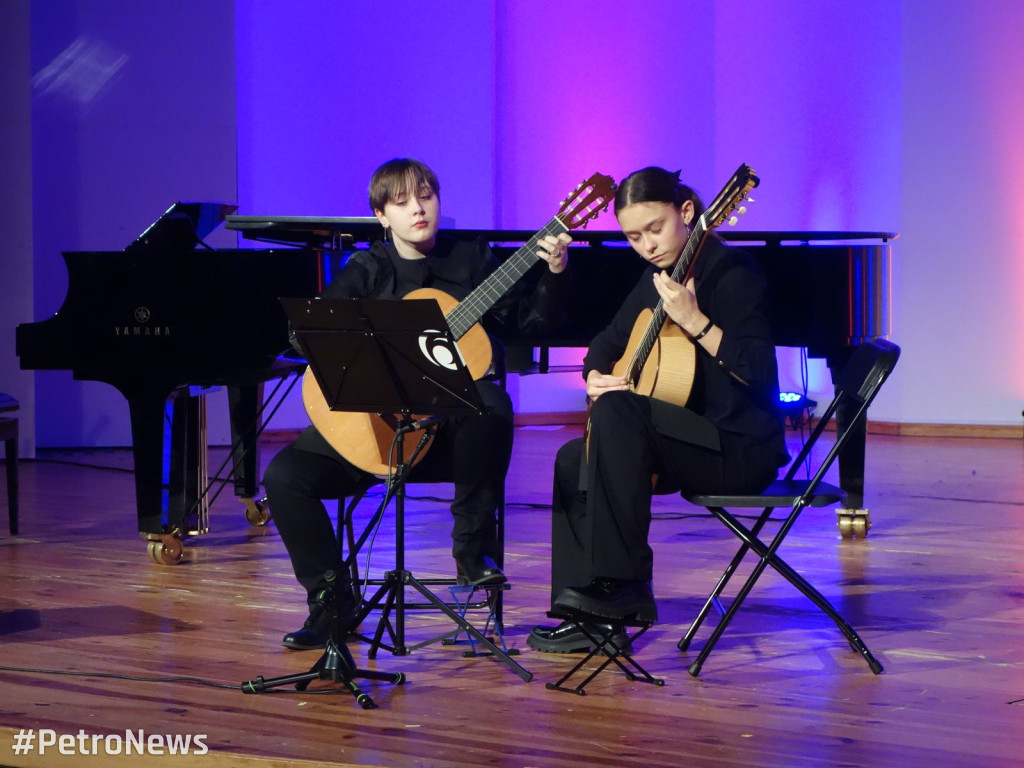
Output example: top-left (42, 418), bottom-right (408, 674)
top-left (4, 434), bottom-right (17, 536)
top-left (679, 505), bottom-right (777, 651)
top-left (688, 506), bottom-right (882, 676)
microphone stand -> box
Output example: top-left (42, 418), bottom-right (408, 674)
top-left (241, 571), bottom-right (404, 709)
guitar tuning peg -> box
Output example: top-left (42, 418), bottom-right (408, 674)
top-left (728, 216), bottom-right (739, 226)
top-left (737, 206), bottom-right (747, 215)
top-left (746, 196), bottom-right (755, 204)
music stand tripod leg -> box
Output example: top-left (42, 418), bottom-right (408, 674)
top-left (240, 572), bottom-right (405, 709)
top-left (356, 424), bottom-right (532, 681)
top-left (351, 438), bottom-right (427, 659)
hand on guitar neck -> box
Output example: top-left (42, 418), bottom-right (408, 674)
top-left (652, 272), bottom-right (720, 356)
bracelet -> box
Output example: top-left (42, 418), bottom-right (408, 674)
top-left (692, 319), bottom-right (714, 341)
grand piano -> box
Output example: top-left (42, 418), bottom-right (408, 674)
top-left (16, 203), bottom-right (324, 562)
top-left (16, 209), bottom-right (891, 564)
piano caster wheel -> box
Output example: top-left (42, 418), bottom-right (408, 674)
top-left (836, 508), bottom-right (871, 539)
top-left (147, 534), bottom-right (184, 565)
top-left (242, 497), bottom-right (271, 526)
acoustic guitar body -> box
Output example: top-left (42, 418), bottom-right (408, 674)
top-left (302, 288), bottom-right (494, 477)
top-left (612, 308), bottom-right (697, 408)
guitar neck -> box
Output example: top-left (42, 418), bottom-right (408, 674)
top-left (445, 217), bottom-right (568, 339)
top-left (624, 219), bottom-right (710, 383)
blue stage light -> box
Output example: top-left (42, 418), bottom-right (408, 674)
top-left (778, 391), bottom-right (817, 426)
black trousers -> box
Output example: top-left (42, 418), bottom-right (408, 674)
top-left (264, 381), bottom-right (514, 605)
top-left (549, 391), bottom-right (779, 606)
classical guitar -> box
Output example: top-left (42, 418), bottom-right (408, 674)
top-left (609, 164), bottom-right (760, 408)
top-left (305, 173), bottom-right (617, 476)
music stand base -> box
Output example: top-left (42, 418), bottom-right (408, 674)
top-left (241, 637), bottom-right (404, 710)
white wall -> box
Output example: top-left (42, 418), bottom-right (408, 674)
top-left (18, 0), bottom-right (239, 448)
top-left (0, 0), bottom-right (36, 455)
top-left (5, 0), bottom-right (1024, 453)
top-left (896, 0), bottom-right (1024, 426)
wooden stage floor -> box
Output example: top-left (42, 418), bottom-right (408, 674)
top-left (1, 426), bottom-right (1022, 767)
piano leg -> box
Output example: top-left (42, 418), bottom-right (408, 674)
top-left (227, 383), bottom-right (260, 497)
top-left (126, 388), bottom-right (215, 563)
top-left (227, 383), bottom-right (272, 526)
top-left (826, 350), bottom-right (873, 538)
top-left (836, 397), bottom-right (866, 510)
top-left (126, 393), bottom-right (172, 535)
top-left (169, 388), bottom-right (210, 535)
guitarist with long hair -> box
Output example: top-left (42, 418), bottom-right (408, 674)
top-left (266, 157), bottom-right (572, 651)
top-left (529, 166), bottom-right (788, 654)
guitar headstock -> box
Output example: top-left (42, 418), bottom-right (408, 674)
top-left (556, 173), bottom-right (617, 230)
top-left (701, 164), bottom-right (759, 231)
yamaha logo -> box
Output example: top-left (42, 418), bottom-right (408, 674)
top-left (114, 306), bottom-right (170, 337)
top-left (418, 329), bottom-right (460, 371)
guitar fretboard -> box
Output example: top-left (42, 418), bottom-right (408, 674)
top-left (625, 218), bottom-right (710, 384)
top-left (445, 218), bottom-right (569, 339)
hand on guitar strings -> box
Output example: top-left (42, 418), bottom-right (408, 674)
top-left (654, 271), bottom-right (720, 354)
top-left (586, 369), bottom-right (630, 402)
top-left (535, 233), bottom-right (572, 274)
top-left (654, 272), bottom-right (705, 335)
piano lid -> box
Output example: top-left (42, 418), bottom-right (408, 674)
top-left (126, 201), bottom-right (238, 252)
top-left (225, 215), bottom-right (383, 250)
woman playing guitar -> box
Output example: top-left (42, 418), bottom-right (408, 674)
top-left (265, 158), bottom-right (572, 651)
top-left (529, 166), bottom-right (790, 654)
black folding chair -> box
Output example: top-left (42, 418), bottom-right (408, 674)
top-left (679, 338), bottom-right (900, 676)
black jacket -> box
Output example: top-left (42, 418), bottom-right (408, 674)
top-left (584, 238), bottom-right (787, 463)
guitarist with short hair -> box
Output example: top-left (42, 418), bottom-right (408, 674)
top-left (529, 166), bottom-right (789, 654)
top-left (266, 157), bottom-right (572, 650)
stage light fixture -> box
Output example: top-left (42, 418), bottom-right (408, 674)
top-left (778, 391), bottom-right (817, 426)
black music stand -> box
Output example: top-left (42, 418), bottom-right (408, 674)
top-left (282, 298), bottom-right (532, 682)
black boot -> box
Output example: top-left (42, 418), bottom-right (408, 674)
top-left (282, 570), bottom-right (358, 650)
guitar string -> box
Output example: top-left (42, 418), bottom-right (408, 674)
top-left (625, 216), bottom-right (709, 383)
top-left (445, 218), bottom-right (570, 339)
top-left (445, 183), bottom-right (611, 338)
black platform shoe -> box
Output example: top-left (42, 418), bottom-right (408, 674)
top-left (527, 620), bottom-right (632, 655)
top-left (553, 578), bottom-right (658, 623)
top-left (455, 554), bottom-right (508, 587)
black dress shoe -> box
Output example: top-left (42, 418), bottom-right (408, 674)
top-left (527, 620), bottom-right (632, 655)
top-left (553, 578), bottom-right (658, 623)
top-left (455, 554), bottom-right (508, 586)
